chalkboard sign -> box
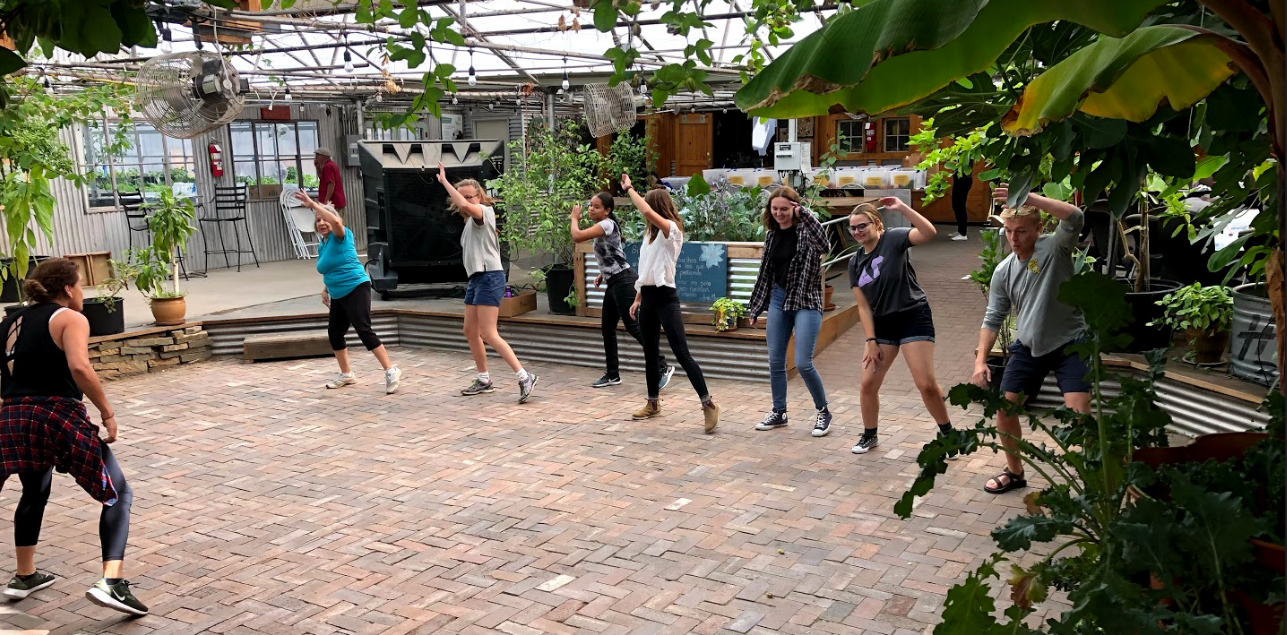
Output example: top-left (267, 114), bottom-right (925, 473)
top-left (623, 241), bottom-right (728, 303)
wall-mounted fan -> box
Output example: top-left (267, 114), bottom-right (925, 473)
top-left (135, 51), bottom-right (247, 139)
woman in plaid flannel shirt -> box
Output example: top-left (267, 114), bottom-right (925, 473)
top-left (746, 186), bottom-right (834, 437)
top-left (0, 259), bottom-right (147, 615)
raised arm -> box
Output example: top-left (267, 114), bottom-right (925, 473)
top-left (879, 196), bottom-right (936, 246)
top-left (570, 204), bottom-right (607, 243)
top-left (993, 182), bottom-right (1079, 222)
top-left (294, 189), bottom-right (346, 239)
top-left (622, 174), bottom-right (672, 239)
top-left (438, 161), bottom-right (484, 221)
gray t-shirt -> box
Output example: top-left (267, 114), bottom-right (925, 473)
top-left (848, 227), bottom-right (927, 317)
top-left (982, 211), bottom-right (1086, 356)
top-left (593, 218), bottom-right (630, 280)
top-left (461, 205), bottom-right (503, 277)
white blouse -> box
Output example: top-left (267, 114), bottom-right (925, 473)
top-left (635, 220), bottom-right (682, 290)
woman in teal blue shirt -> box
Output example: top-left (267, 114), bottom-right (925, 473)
top-left (294, 190), bottom-right (402, 394)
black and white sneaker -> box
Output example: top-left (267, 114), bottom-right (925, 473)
top-left (86, 578), bottom-right (148, 616)
top-left (811, 408), bottom-right (833, 437)
top-left (658, 365), bottom-right (676, 392)
top-left (591, 374), bottom-right (622, 388)
top-left (852, 434), bottom-right (880, 454)
top-left (4, 571), bottom-right (56, 599)
top-left (755, 411), bottom-right (788, 431)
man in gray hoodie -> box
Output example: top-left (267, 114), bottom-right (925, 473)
top-left (972, 184), bottom-right (1091, 494)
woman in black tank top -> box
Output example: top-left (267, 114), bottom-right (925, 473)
top-left (0, 259), bottom-right (147, 615)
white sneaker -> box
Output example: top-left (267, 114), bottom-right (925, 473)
top-left (385, 366), bottom-right (402, 394)
top-left (950, 233), bottom-right (968, 241)
top-left (326, 372), bottom-right (356, 389)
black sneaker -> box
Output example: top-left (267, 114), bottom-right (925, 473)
top-left (852, 434), bottom-right (880, 454)
top-left (811, 408), bottom-right (833, 437)
top-left (4, 571), bottom-right (56, 599)
top-left (658, 365), bottom-right (675, 392)
top-left (86, 578), bottom-right (148, 616)
top-left (461, 378), bottom-right (494, 396)
top-left (755, 411), bottom-right (788, 431)
top-left (591, 374), bottom-right (622, 388)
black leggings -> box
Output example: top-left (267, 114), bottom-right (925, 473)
top-left (601, 271), bottom-right (667, 377)
top-left (15, 444), bottom-right (132, 562)
top-left (952, 174), bottom-right (973, 236)
top-left (329, 281), bottom-right (382, 351)
top-left (638, 286), bottom-right (708, 400)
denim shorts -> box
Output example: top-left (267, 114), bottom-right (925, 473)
top-left (464, 270), bottom-right (506, 307)
top-left (1000, 339), bottom-right (1093, 398)
top-left (872, 303), bottom-right (936, 346)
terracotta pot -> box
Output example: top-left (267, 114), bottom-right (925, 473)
top-left (823, 284), bottom-right (836, 311)
top-left (1185, 327), bottom-right (1230, 365)
top-left (1134, 432), bottom-right (1269, 471)
top-left (150, 296), bottom-right (186, 326)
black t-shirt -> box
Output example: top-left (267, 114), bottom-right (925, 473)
top-left (848, 227), bottom-right (927, 317)
top-left (0, 303), bottom-right (82, 401)
top-left (770, 225), bottom-right (797, 288)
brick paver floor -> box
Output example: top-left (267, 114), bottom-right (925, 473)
top-left (0, 234), bottom-right (1042, 634)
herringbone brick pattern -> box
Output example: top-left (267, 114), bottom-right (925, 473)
top-left (0, 236), bottom-right (1045, 634)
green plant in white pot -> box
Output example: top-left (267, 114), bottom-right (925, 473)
top-left (1149, 282), bottom-right (1235, 365)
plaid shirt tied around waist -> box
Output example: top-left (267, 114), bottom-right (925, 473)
top-left (748, 208), bottom-right (829, 318)
top-left (0, 397), bottom-right (118, 505)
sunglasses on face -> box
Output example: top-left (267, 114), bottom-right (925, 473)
top-left (849, 221), bottom-right (872, 232)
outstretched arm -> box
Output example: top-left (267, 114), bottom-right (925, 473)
top-left (294, 189), bottom-right (346, 239)
top-left (879, 196), bottom-right (937, 246)
top-left (438, 161), bottom-right (484, 221)
top-left (622, 174), bottom-right (672, 239)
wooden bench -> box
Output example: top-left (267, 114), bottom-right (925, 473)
top-left (243, 332), bottom-right (333, 362)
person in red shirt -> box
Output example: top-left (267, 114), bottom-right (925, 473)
top-left (314, 148), bottom-right (346, 211)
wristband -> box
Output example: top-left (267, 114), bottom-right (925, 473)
top-left (865, 337), bottom-right (877, 343)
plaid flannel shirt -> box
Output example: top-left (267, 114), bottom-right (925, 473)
top-left (0, 397), bottom-right (118, 505)
top-left (748, 208), bottom-right (828, 318)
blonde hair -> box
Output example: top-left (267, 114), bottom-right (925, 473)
top-left (449, 179), bottom-right (496, 215)
top-left (999, 205), bottom-right (1042, 224)
top-left (849, 202), bottom-right (884, 234)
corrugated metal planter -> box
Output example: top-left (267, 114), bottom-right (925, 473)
top-left (1231, 283), bottom-right (1278, 386)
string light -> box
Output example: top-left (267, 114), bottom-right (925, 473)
top-left (157, 21), bottom-right (173, 54)
top-left (375, 91), bottom-right (382, 103)
top-left (284, 87), bottom-right (293, 102)
top-left (561, 57), bottom-right (569, 91)
top-left (451, 93), bottom-right (458, 105)
top-left (343, 50), bottom-right (353, 72)
top-left (467, 47), bottom-right (476, 87)
top-left (42, 75), bottom-right (50, 91)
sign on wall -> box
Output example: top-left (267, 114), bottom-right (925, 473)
top-left (623, 241), bottom-right (728, 303)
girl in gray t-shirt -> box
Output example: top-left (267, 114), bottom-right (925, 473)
top-left (846, 197), bottom-right (955, 455)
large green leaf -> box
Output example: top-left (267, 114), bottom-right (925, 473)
top-left (734, 0), bottom-right (1171, 118)
top-left (1004, 27), bottom-right (1235, 134)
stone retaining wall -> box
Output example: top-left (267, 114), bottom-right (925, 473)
top-left (90, 325), bottom-right (212, 380)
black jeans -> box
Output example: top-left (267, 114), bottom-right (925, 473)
top-left (601, 270), bottom-right (667, 377)
top-left (638, 286), bottom-right (708, 400)
top-left (329, 281), bottom-right (382, 351)
top-left (15, 444), bottom-right (132, 561)
top-left (952, 173), bottom-right (973, 236)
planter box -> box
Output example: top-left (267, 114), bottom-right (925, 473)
top-left (499, 289), bottom-right (537, 318)
top-left (65, 251), bottom-right (112, 287)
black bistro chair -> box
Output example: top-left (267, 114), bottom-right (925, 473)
top-left (200, 185), bottom-right (260, 272)
top-left (119, 192), bottom-right (151, 252)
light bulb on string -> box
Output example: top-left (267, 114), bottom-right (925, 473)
top-left (375, 91), bottom-right (382, 103)
top-left (467, 47), bottom-right (477, 87)
top-left (561, 57), bottom-right (569, 91)
top-left (451, 93), bottom-right (458, 105)
top-left (159, 25), bottom-right (173, 53)
top-left (42, 75), bottom-right (50, 91)
top-left (639, 78), bottom-right (647, 95)
top-left (284, 87), bottom-right (293, 102)
top-left (343, 50), bottom-right (354, 72)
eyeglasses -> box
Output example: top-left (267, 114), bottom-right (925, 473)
top-left (848, 221), bottom-right (872, 232)
top-left (463, 194), bottom-right (480, 201)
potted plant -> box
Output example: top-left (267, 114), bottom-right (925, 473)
top-left (80, 258), bottom-right (135, 337)
top-left (1149, 282), bottom-right (1235, 365)
top-left (710, 297), bottom-right (746, 332)
top-left (132, 190), bottom-right (196, 326)
top-left (966, 226), bottom-right (1010, 392)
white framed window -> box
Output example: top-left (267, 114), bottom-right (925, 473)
top-left (82, 120), bottom-right (196, 210)
top-left (229, 120), bottom-right (320, 197)
top-left (883, 117), bottom-right (911, 153)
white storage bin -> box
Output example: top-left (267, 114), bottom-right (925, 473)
top-left (804, 168), bottom-right (832, 188)
top-left (702, 169), bottom-right (728, 185)
top-left (862, 168), bottom-right (891, 189)
top-left (834, 168), bottom-right (862, 189)
top-left (727, 168), bottom-right (758, 187)
top-left (890, 169), bottom-right (917, 189)
top-left (661, 176), bottom-right (691, 191)
top-left (754, 169), bottom-right (780, 188)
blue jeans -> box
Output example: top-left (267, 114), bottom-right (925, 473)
top-left (767, 286), bottom-right (828, 412)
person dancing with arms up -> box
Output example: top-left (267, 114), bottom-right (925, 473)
top-left (0, 259), bottom-right (147, 615)
top-left (438, 162), bottom-right (538, 403)
top-left (848, 197), bottom-right (955, 455)
top-left (621, 174), bottom-right (720, 433)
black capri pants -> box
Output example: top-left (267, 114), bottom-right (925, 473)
top-left (329, 281), bottom-right (382, 351)
top-left (14, 444), bottom-right (132, 562)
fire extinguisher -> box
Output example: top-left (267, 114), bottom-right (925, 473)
top-left (208, 143), bottom-right (224, 177)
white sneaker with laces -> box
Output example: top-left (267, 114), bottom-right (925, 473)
top-left (950, 233), bottom-right (968, 241)
top-left (385, 366), bottom-right (402, 394)
top-left (326, 372), bottom-right (356, 389)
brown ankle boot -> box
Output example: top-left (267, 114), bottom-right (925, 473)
top-left (632, 399), bottom-right (661, 420)
top-left (703, 401), bottom-right (720, 433)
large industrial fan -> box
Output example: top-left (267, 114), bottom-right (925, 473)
top-left (135, 51), bottom-right (247, 139)
top-left (583, 82), bottom-right (637, 138)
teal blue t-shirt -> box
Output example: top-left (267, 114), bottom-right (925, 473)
top-left (316, 230), bottom-right (369, 299)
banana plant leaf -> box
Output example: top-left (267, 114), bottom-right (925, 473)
top-left (1004, 27), bottom-right (1236, 135)
top-left (734, 0), bottom-right (1172, 118)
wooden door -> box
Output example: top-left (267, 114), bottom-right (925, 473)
top-left (674, 114), bottom-right (712, 177)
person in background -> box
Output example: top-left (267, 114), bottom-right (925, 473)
top-left (315, 147), bottom-right (346, 212)
top-left (0, 259), bottom-right (146, 615)
top-left (949, 167), bottom-right (973, 241)
top-left (294, 190), bottom-right (402, 394)
top-left (746, 186), bottom-right (833, 437)
top-left (848, 198), bottom-right (954, 455)
top-left (438, 162), bottom-right (539, 403)
top-left (570, 192), bottom-right (675, 391)
top-left (621, 173), bottom-right (720, 433)
top-left (972, 184), bottom-right (1090, 494)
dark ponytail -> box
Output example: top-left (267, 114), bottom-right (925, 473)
top-left (23, 258), bottom-right (78, 304)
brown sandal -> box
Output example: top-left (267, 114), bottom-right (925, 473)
top-left (984, 469), bottom-right (1027, 494)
